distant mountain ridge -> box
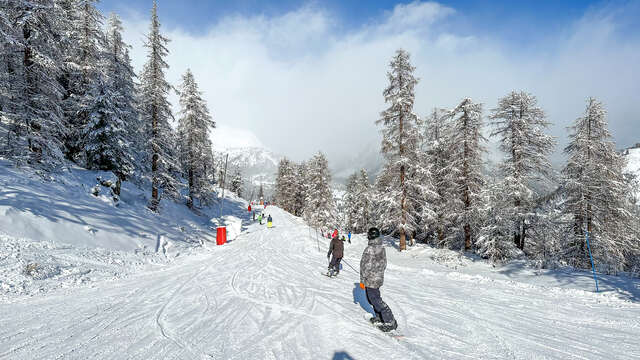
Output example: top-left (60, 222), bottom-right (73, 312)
top-left (215, 146), bottom-right (282, 199)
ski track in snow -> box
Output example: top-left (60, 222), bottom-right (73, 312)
top-left (1, 206), bottom-right (640, 359)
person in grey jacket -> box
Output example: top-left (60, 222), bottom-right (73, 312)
top-left (326, 232), bottom-right (344, 277)
top-left (359, 227), bottom-right (397, 332)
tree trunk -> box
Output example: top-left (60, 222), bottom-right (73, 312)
top-left (188, 168), bottom-right (194, 209)
top-left (463, 113), bottom-right (472, 251)
top-left (150, 107), bottom-right (159, 211)
top-left (399, 111), bottom-right (406, 251)
top-left (114, 174), bottom-right (123, 196)
top-left (23, 25), bottom-right (35, 153)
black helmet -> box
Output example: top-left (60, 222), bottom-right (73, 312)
top-left (367, 227), bottom-right (380, 240)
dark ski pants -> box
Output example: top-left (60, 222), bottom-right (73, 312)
top-left (365, 287), bottom-right (396, 324)
top-left (329, 256), bottom-right (342, 272)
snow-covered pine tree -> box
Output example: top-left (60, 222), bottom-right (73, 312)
top-left (0, 1), bottom-right (17, 153)
top-left (446, 98), bottom-right (486, 251)
top-left (81, 13), bottom-right (138, 196)
top-left (81, 78), bottom-right (134, 197)
top-left (527, 187), bottom-right (566, 269)
top-left (357, 169), bottom-right (373, 232)
top-left (424, 107), bottom-right (456, 246)
top-left (275, 158), bottom-right (297, 213)
top-left (104, 13), bottom-right (142, 176)
top-left (376, 49), bottom-right (435, 251)
top-left (139, 1), bottom-right (181, 211)
top-left (61, 0), bottom-right (105, 163)
top-left (292, 161), bottom-right (308, 217)
top-left (303, 152), bottom-right (337, 231)
top-left (229, 167), bottom-right (243, 198)
top-left (1, 0), bottom-right (67, 167)
top-left (562, 98), bottom-right (637, 273)
top-left (258, 183), bottom-right (264, 203)
top-left (343, 172), bottom-right (359, 231)
top-left (477, 172), bottom-right (520, 263)
top-left (489, 91), bottom-right (556, 252)
top-left (177, 69), bottom-right (215, 208)
top-left (343, 169), bottom-right (373, 233)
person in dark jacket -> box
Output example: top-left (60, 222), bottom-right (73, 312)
top-left (359, 227), bottom-right (397, 332)
top-left (326, 232), bottom-right (344, 277)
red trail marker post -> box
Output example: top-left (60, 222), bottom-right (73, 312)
top-left (216, 227), bottom-right (227, 245)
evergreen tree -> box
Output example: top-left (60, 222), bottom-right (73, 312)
top-left (105, 13), bottom-right (142, 173)
top-left (343, 169), bottom-right (373, 233)
top-left (81, 78), bottom-right (133, 196)
top-left (424, 108), bottom-right (455, 246)
top-left (258, 183), bottom-right (264, 203)
top-left (303, 152), bottom-right (337, 231)
top-left (0, 1), bottom-right (17, 152)
top-left (562, 98), bottom-right (637, 272)
top-left (81, 13), bottom-right (137, 196)
top-left (292, 161), bottom-right (308, 217)
top-left (477, 176), bottom-right (520, 263)
top-left (229, 167), bottom-right (243, 198)
top-left (489, 91), bottom-right (556, 251)
top-left (275, 158), bottom-right (296, 212)
top-left (528, 188), bottom-right (566, 268)
top-left (376, 49), bottom-right (435, 251)
top-left (1, 0), bottom-right (67, 167)
top-left (446, 98), bottom-right (486, 251)
top-left (343, 172), bottom-right (359, 231)
top-left (62, 0), bottom-right (105, 163)
top-left (177, 69), bottom-right (214, 208)
top-left (139, 1), bottom-right (181, 211)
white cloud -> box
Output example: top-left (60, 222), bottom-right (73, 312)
top-left (120, 1), bottom-right (640, 167)
top-left (212, 126), bottom-right (264, 151)
top-left (382, 1), bottom-right (455, 32)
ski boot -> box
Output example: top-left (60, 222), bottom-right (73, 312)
top-left (377, 320), bottom-right (398, 332)
top-left (325, 269), bottom-right (334, 277)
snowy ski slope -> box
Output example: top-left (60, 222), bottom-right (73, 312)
top-left (1, 206), bottom-right (639, 359)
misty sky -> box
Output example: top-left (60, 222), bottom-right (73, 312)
top-left (99, 0), bottom-right (640, 166)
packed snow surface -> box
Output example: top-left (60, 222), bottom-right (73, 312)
top-left (1, 206), bottom-right (639, 359)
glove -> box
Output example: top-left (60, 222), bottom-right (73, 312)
top-left (359, 282), bottom-right (365, 289)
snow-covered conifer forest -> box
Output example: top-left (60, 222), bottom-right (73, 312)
top-left (1, 1), bottom-right (640, 359)
top-left (276, 50), bottom-right (640, 275)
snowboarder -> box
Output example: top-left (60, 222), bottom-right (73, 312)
top-left (326, 232), bottom-right (344, 277)
top-left (348, 231), bottom-right (351, 244)
top-left (258, 214), bottom-right (263, 225)
top-left (359, 227), bottom-right (397, 332)
top-left (267, 214), bottom-right (273, 228)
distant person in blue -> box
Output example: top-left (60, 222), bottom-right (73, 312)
top-left (348, 231), bottom-right (351, 244)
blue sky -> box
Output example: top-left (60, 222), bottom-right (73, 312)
top-left (98, 0), bottom-right (626, 42)
top-left (108, 1), bottom-right (640, 163)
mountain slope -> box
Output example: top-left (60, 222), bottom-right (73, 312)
top-left (216, 146), bottom-right (282, 198)
top-left (0, 160), bottom-right (248, 299)
top-left (2, 206), bottom-right (639, 359)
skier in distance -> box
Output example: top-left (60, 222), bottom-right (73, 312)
top-left (326, 231), bottom-right (344, 277)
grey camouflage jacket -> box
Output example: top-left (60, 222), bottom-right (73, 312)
top-left (360, 236), bottom-right (386, 288)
